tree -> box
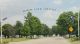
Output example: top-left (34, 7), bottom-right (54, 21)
top-left (56, 11), bottom-right (78, 36)
top-left (14, 21), bottom-right (23, 38)
top-left (23, 12), bottom-right (33, 38)
top-left (52, 26), bottom-right (58, 36)
top-left (31, 16), bottom-right (42, 36)
top-left (41, 24), bottom-right (50, 37)
top-left (48, 28), bottom-right (53, 37)
top-left (2, 24), bottom-right (15, 38)
top-left (23, 12), bottom-right (42, 38)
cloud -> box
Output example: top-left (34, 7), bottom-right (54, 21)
top-left (43, 10), bottom-right (54, 18)
top-left (41, 10), bottom-right (59, 27)
top-left (53, 0), bottom-right (64, 5)
top-left (0, 0), bottom-right (40, 9)
top-left (58, 6), bottom-right (80, 14)
top-left (0, 0), bottom-right (13, 8)
top-left (69, 6), bottom-right (80, 12)
top-left (0, 0), bottom-right (39, 6)
top-left (0, 0), bottom-right (11, 5)
top-left (64, 6), bottom-right (80, 13)
top-left (2, 15), bottom-right (24, 25)
top-left (43, 10), bottom-right (58, 19)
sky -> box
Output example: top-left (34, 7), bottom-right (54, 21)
top-left (0, 0), bottom-right (80, 28)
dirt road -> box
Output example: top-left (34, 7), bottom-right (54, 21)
top-left (9, 37), bottom-right (71, 44)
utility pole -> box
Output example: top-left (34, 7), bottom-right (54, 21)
top-left (68, 15), bottom-right (75, 38)
top-left (78, 11), bottom-right (79, 39)
top-left (1, 17), bottom-right (7, 44)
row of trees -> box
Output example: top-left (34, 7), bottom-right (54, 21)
top-left (2, 12), bottom-right (53, 38)
top-left (1, 11), bottom-right (80, 38)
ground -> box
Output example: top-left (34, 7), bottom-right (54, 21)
top-left (9, 36), bottom-right (71, 44)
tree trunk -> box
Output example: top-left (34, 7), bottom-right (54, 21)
top-left (7, 35), bottom-right (10, 38)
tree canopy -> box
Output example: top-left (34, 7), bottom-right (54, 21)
top-left (55, 11), bottom-right (78, 36)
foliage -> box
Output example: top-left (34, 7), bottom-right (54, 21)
top-left (2, 24), bottom-right (15, 38)
top-left (23, 12), bottom-right (42, 38)
top-left (14, 21), bottom-right (23, 37)
top-left (41, 24), bottom-right (50, 36)
top-left (56, 11), bottom-right (78, 36)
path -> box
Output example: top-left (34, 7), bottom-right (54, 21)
top-left (9, 37), bottom-right (71, 44)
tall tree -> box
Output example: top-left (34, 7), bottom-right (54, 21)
top-left (23, 12), bottom-right (42, 38)
top-left (56, 11), bottom-right (78, 36)
top-left (14, 21), bottom-right (23, 38)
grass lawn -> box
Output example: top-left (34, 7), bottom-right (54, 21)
top-left (68, 37), bottom-right (80, 44)
top-left (71, 41), bottom-right (80, 44)
top-left (0, 38), bottom-right (29, 44)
